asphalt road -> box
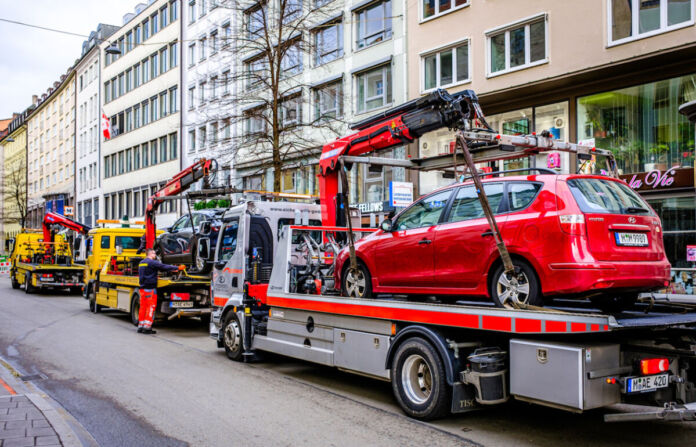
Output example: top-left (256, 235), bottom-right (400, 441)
top-left (0, 280), bottom-right (694, 447)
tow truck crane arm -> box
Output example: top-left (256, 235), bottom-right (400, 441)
top-left (318, 89), bottom-right (486, 227)
top-left (43, 212), bottom-right (91, 252)
top-left (144, 158), bottom-right (216, 250)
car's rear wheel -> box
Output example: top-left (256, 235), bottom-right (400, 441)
top-left (490, 260), bottom-right (542, 308)
top-left (189, 240), bottom-right (211, 274)
top-left (342, 262), bottom-right (372, 298)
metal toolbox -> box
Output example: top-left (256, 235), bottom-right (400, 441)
top-left (509, 339), bottom-right (621, 411)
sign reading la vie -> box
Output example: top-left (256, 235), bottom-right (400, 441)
top-left (620, 167), bottom-right (694, 192)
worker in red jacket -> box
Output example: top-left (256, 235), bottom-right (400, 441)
top-left (137, 249), bottom-right (184, 334)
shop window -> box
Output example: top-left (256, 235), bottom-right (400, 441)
top-left (647, 196), bottom-right (696, 268)
top-left (356, 65), bottom-right (392, 114)
top-left (422, 40), bottom-right (469, 92)
top-left (609, 0), bottom-right (694, 45)
top-left (356, 0), bottom-right (392, 49)
top-left (422, 0), bottom-right (469, 20)
top-left (577, 74), bottom-right (696, 175)
top-left (487, 15), bottom-right (547, 76)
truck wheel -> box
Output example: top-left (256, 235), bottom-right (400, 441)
top-left (24, 274), bottom-right (36, 294)
top-left (490, 260), bottom-right (542, 308)
top-left (391, 338), bottom-right (450, 420)
top-left (11, 273), bottom-right (20, 289)
top-left (341, 262), bottom-right (372, 298)
top-left (130, 294), bottom-right (140, 327)
top-left (88, 287), bottom-right (102, 314)
top-left (222, 313), bottom-right (243, 361)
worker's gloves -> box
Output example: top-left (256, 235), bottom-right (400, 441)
top-left (178, 265), bottom-right (186, 271)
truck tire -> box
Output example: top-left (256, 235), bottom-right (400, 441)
top-left (24, 273), bottom-right (36, 294)
top-left (11, 272), bottom-right (20, 290)
top-left (391, 338), bottom-right (450, 420)
top-left (130, 294), bottom-right (140, 327)
top-left (88, 287), bottom-right (102, 314)
top-left (222, 313), bottom-right (243, 361)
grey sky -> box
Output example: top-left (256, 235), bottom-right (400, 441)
top-left (0, 0), bottom-right (135, 118)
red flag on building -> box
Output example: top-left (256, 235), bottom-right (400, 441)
top-left (101, 113), bottom-right (112, 140)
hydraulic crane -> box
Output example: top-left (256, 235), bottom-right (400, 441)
top-left (143, 158), bottom-right (216, 250)
top-left (42, 211), bottom-right (91, 258)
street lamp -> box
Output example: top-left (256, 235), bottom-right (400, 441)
top-left (105, 42), bottom-right (121, 55)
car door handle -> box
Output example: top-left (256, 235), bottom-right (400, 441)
top-left (418, 239), bottom-right (432, 245)
top-left (481, 231), bottom-right (494, 237)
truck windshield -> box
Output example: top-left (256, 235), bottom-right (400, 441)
top-left (567, 178), bottom-right (652, 215)
top-left (277, 218), bottom-right (322, 243)
top-left (114, 236), bottom-right (142, 250)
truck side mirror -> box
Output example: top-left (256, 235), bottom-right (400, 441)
top-left (115, 245), bottom-right (123, 255)
top-left (380, 219), bottom-right (393, 232)
top-left (199, 221), bottom-right (212, 235)
top-left (198, 238), bottom-right (210, 260)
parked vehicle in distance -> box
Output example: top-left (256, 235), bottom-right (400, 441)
top-left (335, 173), bottom-right (671, 309)
top-left (157, 209), bottom-right (225, 274)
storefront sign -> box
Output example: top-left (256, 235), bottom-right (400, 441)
top-left (356, 202), bottom-right (384, 213)
top-left (390, 182), bottom-right (413, 207)
top-left (620, 167), bottom-right (694, 192)
top-left (688, 246), bottom-right (696, 263)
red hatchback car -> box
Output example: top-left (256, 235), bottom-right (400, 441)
top-left (336, 173), bottom-right (671, 308)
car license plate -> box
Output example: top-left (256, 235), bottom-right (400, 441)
top-left (625, 373), bottom-right (669, 393)
top-left (615, 232), bottom-right (649, 247)
top-left (170, 301), bottom-right (194, 308)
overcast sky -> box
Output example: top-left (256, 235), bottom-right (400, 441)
top-left (0, 0), bottom-right (135, 118)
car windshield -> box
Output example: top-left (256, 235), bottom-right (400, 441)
top-left (115, 236), bottom-right (142, 250)
top-left (567, 178), bottom-right (652, 215)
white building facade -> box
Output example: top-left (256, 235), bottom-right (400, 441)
top-left (101, 0), bottom-right (182, 227)
top-left (75, 24), bottom-right (118, 226)
top-left (182, 0), bottom-right (236, 185)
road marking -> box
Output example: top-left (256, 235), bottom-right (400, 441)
top-left (0, 376), bottom-right (17, 395)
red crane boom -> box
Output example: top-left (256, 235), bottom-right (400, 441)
top-left (42, 212), bottom-right (91, 253)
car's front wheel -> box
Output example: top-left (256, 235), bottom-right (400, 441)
top-left (341, 262), bottom-right (372, 298)
top-left (490, 260), bottom-right (542, 308)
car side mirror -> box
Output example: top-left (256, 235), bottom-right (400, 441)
top-left (199, 221), bottom-right (212, 235)
top-left (380, 219), bottom-right (393, 232)
top-left (198, 238), bottom-right (210, 260)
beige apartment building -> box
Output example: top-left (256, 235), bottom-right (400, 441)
top-left (26, 69), bottom-right (77, 227)
top-left (408, 0), bottom-right (696, 269)
top-left (100, 0), bottom-right (181, 227)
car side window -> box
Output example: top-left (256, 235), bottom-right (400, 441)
top-left (172, 216), bottom-right (190, 232)
top-left (100, 236), bottom-right (110, 249)
top-left (394, 190), bottom-right (452, 231)
top-left (508, 182), bottom-right (542, 211)
top-left (448, 184), bottom-right (504, 223)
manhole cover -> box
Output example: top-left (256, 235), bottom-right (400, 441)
top-left (19, 374), bottom-right (46, 382)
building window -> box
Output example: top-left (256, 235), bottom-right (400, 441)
top-left (188, 43), bottom-right (195, 66)
top-left (281, 41), bottom-right (302, 76)
top-left (142, 100), bottom-right (150, 126)
top-left (609, 0), bottom-right (694, 45)
top-left (314, 81), bottom-right (343, 119)
top-left (422, 0), bottom-right (469, 20)
top-left (199, 126), bottom-right (207, 148)
top-left (171, 0), bottom-right (179, 22)
top-left (422, 40), bottom-right (469, 91)
top-left (199, 81), bottom-right (207, 105)
top-left (488, 15), bottom-right (547, 76)
top-left (199, 36), bottom-right (207, 61)
top-left (188, 129), bottom-right (196, 152)
top-left (210, 30), bottom-right (218, 54)
top-left (246, 4), bottom-right (265, 39)
top-left (315, 21), bottom-right (343, 65)
top-left (161, 4), bottom-right (169, 28)
top-left (160, 47), bottom-right (169, 73)
top-left (356, 0), bottom-right (392, 49)
top-left (189, 0), bottom-right (196, 23)
top-left (151, 13), bottom-right (159, 35)
top-left (283, 0), bottom-right (302, 23)
top-left (280, 96), bottom-right (302, 127)
top-left (246, 108), bottom-right (265, 134)
top-left (160, 92), bottom-right (168, 117)
top-left (210, 76), bottom-right (218, 99)
top-left (222, 22), bottom-right (231, 46)
top-left (222, 70), bottom-right (230, 95)
top-left (134, 25), bottom-right (141, 46)
top-left (143, 18), bottom-right (150, 40)
top-left (134, 146), bottom-right (141, 170)
top-left (577, 74), bottom-right (696, 175)
top-left (246, 57), bottom-right (268, 90)
top-left (188, 86), bottom-right (195, 109)
top-left (134, 63), bottom-right (141, 87)
top-left (160, 137), bottom-right (168, 162)
top-left (170, 132), bottom-right (178, 159)
top-left (170, 86), bottom-right (179, 113)
top-left (151, 139), bottom-right (158, 164)
top-left (142, 142), bottom-right (150, 167)
top-left (143, 58), bottom-right (151, 83)
top-left (170, 41), bottom-right (179, 67)
top-left (356, 65), bottom-right (392, 114)
top-left (222, 118), bottom-right (231, 139)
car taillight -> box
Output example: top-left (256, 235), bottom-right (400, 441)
top-left (640, 358), bottom-right (669, 375)
top-left (558, 214), bottom-right (586, 235)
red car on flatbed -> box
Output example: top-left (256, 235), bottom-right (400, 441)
top-left (336, 172), bottom-right (671, 308)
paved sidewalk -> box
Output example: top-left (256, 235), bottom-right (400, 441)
top-left (0, 361), bottom-right (81, 447)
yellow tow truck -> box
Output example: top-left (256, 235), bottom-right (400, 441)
top-left (9, 230), bottom-right (84, 293)
top-left (84, 223), bottom-right (212, 325)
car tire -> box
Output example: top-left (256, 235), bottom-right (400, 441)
top-left (590, 293), bottom-right (638, 313)
top-left (130, 294), bottom-right (140, 327)
top-left (24, 273), bottom-right (35, 294)
top-left (341, 262), bottom-right (373, 298)
top-left (189, 240), bottom-right (211, 275)
top-left (391, 338), bottom-right (451, 420)
top-left (222, 312), bottom-right (243, 361)
top-left (490, 260), bottom-right (542, 308)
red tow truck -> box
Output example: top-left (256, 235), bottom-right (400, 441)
top-left (209, 89), bottom-right (696, 421)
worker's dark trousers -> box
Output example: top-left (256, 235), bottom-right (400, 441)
top-left (138, 289), bottom-right (157, 330)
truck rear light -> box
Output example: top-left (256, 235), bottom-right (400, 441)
top-left (558, 214), bottom-right (586, 235)
top-left (640, 358), bottom-right (669, 375)
top-left (41, 274), bottom-right (53, 278)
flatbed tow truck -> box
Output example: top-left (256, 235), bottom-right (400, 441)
top-left (209, 89), bottom-right (696, 421)
top-left (9, 212), bottom-right (90, 293)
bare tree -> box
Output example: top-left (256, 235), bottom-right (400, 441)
top-left (2, 158), bottom-right (28, 229)
top-left (188, 0), bottom-right (347, 192)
